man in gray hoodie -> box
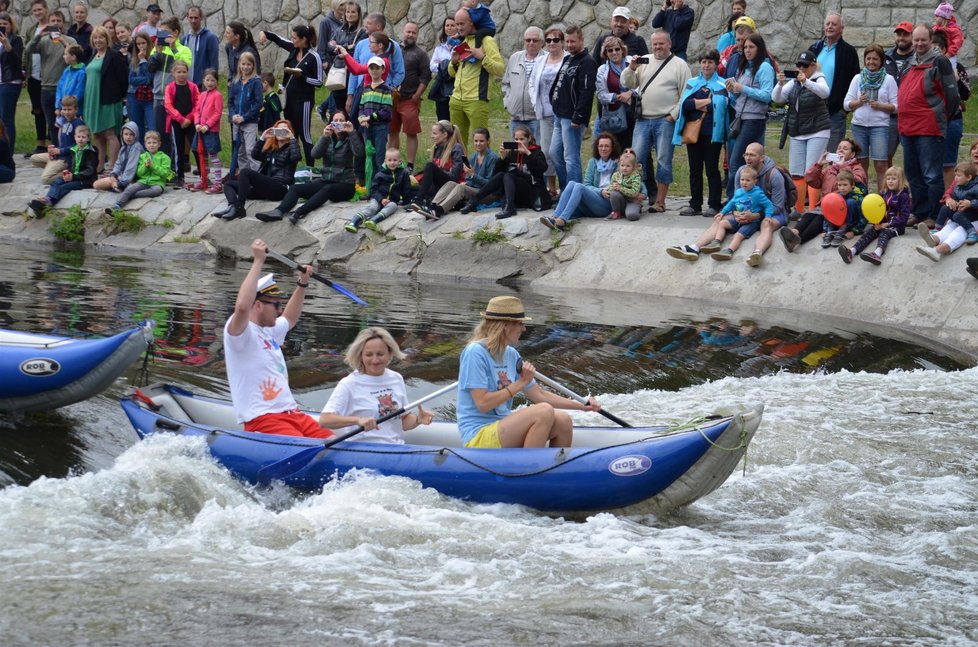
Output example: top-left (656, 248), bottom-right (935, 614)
top-left (23, 11), bottom-right (77, 150)
top-left (502, 26), bottom-right (544, 140)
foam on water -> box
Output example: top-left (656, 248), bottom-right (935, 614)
top-left (2, 368), bottom-right (978, 645)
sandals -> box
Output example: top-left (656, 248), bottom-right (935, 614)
top-left (648, 202), bottom-right (666, 213)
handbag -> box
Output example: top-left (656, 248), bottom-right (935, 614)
top-left (602, 104), bottom-right (628, 133)
top-left (324, 61), bottom-right (347, 91)
top-left (729, 115), bottom-right (742, 139)
top-left (681, 116), bottom-right (703, 144)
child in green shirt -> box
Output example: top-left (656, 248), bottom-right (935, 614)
top-left (105, 130), bottom-right (175, 211)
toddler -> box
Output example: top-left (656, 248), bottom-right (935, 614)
top-left (933, 3), bottom-right (962, 66)
top-left (31, 96), bottom-right (85, 185)
top-left (28, 125), bottom-right (98, 215)
top-left (838, 166), bottom-right (910, 265)
top-left (606, 151), bottom-right (643, 220)
top-left (105, 130), bottom-right (174, 211)
top-left (189, 68), bottom-right (223, 192)
top-left (462, 0), bottom-right (496, 38)
top-left (917, 161), bottom-right (978, 261)
top-left (163, 60), bottom-right (199, 187)
top-left (93, 121), bottom-right (143, 192)
top-left (55, 45), bottom-right (86, 118)
top-left (345, 148), bottom-right (411, 232)
top-left (821, 170), bottom-right (865, 247)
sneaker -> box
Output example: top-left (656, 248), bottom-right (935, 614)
top-left (859, 251), bottom-right (882, 265)
top-left (838, 245), bottom-right (853, 264)
top-left (407, 201), bottom-right (425, 214)
top-left (968, 258), bottom-right (978, 271)
top-left (540, 216), bottom-right (559, 230)
top-left (966, 231), bottom-right (978, 245)
top-left (915, 245), bottom-right (941, 262)
top-left (711, 247), bottom-right (734, 261)
top-left (666, 244), bottom-right (699, 261)
top-left (918, 222), bottom-right (937, 247)
top-left (787, 209), bottom-right (802, 222)
top-left (604, 211), bottom-right (621, 220)
top-left (28, 198), bottom-right (48, 215)
top-left (364, 220), bottom-right (378, 231)
top-left (204, 184), bottom-right (223, 194)
top-left (344, 222), bottom-right (358, 233)
top-left (678, 206), bottom-right (701, 216)
top-left (780, 227), bottom-right (800, 253)
top-left (702, 207), bottom-right (719, 218)
top-left (186, 181), bottom-right (206, 191)
top-left (699, 239), bottom-right (723, 254)
top-left (820, 234), bottom-right (833, 249)
top-left (745, 250), bottom-right (763, 267)
top-left (104, 207), bottom-right (114, 216)
top-left (830, 231), bottom-right (844, 247)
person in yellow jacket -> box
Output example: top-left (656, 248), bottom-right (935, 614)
top-left (447, 8), bottom-right (503, 146)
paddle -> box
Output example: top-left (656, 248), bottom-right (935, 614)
top-left (255, 381), bottom-right (458, 485)
top-left (265, 249), bottom-right (367, 305)
top-left (517, 359), bottom-right (632, 428)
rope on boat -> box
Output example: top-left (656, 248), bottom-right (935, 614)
top-left (141, 403), bottom-right (750, 479)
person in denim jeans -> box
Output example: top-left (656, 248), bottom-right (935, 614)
top-left (723, 33), bottom-right (774, 200)
top-left (621, 30), bottom-right (690, 212)
top-left (548, 25), bottom-right (596, 190)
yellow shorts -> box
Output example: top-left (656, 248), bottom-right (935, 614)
top-left (464, 421), bottom-right (501, 448)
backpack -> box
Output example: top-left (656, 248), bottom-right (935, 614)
top-left (762, 165), bottom-right (797, 215)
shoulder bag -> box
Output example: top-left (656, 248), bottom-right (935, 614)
top-left (631, 54), bottom-right (674, 115)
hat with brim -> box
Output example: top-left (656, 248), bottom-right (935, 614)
top-left (367, 56), bottom-right (386, 69)
top-left (481, 296), bottom-right (532, 322)
top-left (147, 3), bottom-right (162, 12)
top-left (612, 6), bottom-right (630, 19)
top-left (256, 273), bottom-right (284, 300)
top-left (733, 16), bottom-right (756, 31)
top-left (894, 21), bottom-right (914, 33)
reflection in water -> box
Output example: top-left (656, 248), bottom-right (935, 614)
top-left (0, 243), bottom-right (970, 487)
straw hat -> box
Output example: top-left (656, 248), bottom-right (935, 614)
top-left (481, 296), bottom-right (532, 322)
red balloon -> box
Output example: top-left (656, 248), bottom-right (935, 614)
top-left (821, 192), bottom-right (847, 227)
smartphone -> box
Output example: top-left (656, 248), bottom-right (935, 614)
top-left (635, 55), bottom-right (651, 65)
top-left (784, 70), bottom-right (799, 79)
top-left (272, 127), bottom-right (289, 138)
top-left (502, 141), bottom-right (518, 150)
top-left (0, 27), bottom-right (7, 36)
top-left (156, 30), bottom-right (171, 42)
top-left (50, 31), bottom-right (61, 40)
top-left (825, 153), bottom-right (840, 163)
top-left (329, 121), bottom-right (344, 130)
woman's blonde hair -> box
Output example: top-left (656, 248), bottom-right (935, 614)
top-left (344, 327), bottom-right (405, 371)
top-left (469, 319), bottom-right (512, 359)
top-left (432, 120), bottom-right (465, 168)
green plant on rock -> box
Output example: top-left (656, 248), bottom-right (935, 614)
top-left (159, 218), bottom-right (176, 229)
top-left (102, 209), bottom-right (147, 234)
top-left (451, 230), bottom-right (465, 240)
top-left (472, 224), bottom-right (506, 245)
top-left (49, 205), bottom-right (86, 242)
top-left (173, 235), bottom-right (200, 243)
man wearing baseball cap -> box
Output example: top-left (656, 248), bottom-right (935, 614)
top-left (134, 3), bottom-right (162, 39)
top-left (884, 21), bottom-right (914, 162)
top-left (590, 6), bottom-right (647, 62)
top-left (223, 239), bottom-right (334, 439)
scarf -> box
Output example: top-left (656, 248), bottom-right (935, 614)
top-left (595, 157), bottom-right (616, 174)
top-left (859, 67), bottom-right (886, 92)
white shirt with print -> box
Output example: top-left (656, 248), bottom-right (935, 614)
top-left (223, 317), bottom-right (298, 424)
top-left (322, 369), bottom-right (408, 444)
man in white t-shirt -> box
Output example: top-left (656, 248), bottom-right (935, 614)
top-left (223, 239), bottom-right (333, 438)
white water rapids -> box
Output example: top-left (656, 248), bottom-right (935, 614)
top-left (2, 367), bottom-right (977, 646)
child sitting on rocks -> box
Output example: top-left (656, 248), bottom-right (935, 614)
top-left (30, 96), bottom-right (85, 185)
top-left (345, 147), bottom-right (411, 232)
top-left (92, 121), bottom-right (143, 192)
top-left (916, 161), bottom-right (978, 261)
top-left (28, 125), bottom-right (98, 216)
top-left (606, 150), bottom-right (643, 221)
top-left (104, 130), bottom-right (173, 212)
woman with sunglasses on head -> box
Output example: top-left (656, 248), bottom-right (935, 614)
top-left (595, 36), bottom-right (635, 149)
top-left (773, 49), bottom-right (830, 215)
top-left (528, 26), bottom-right (566, 198)
top-left (217, 118), bottom-right (302, 221)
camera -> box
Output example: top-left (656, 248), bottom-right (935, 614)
top-left (784, 70), bottom-right (799, 79)
top-left (156, 30), bottom-right (171, 42)
top-left (636, 55), bottom-right (651, 64)
top-left (329, 121), bottom-right (344, 130)
top-left (272, 127), bottom-right (289, 138)
top-left (502, 141), bottom-right (518, 150)
top-left (825, 153), bottom-right (840, 163)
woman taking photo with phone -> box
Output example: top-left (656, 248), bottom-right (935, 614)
top-left (773, 49), bottom-right (831, 214)
top-left (217, 118), bottom-right (302, 221)
top-left (259, 25), bottom-right (323, 165)
top-left (0, 12), bottom-right (23, 152)
top-left (459, 124), bottom-right (550, 219)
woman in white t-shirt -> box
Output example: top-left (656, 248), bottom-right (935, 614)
top-left (319, 327), bottom-right (433, 444)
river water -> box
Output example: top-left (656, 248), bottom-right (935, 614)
top-left (1, 242), bottom-right (977, 645)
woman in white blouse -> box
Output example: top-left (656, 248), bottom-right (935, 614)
top-left (528, 25), bottom-right (566, 197)
top-left (843, 44), bottom-right (898, 191)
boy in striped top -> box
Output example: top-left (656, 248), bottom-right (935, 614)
top-left (358, 56), bottom-right (393, 178)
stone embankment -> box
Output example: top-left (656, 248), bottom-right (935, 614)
top-left (2, 160), bottom-right (975, 360)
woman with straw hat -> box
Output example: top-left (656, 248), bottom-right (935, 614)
top-left (456, 296), bottom-right (600, 449)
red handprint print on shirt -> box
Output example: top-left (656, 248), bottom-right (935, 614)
top-left (260, 378), bottom-right (282, 401)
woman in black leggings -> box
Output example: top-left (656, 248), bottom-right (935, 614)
top-left (218, 119), bottom-right (302, 220)
top-left (460, 125), bottom-right (550, 219)
top-left (255, 112), bottom-right (363, 224)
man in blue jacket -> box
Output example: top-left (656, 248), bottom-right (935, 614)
top-left (181, 6), bottom-right (219, 89)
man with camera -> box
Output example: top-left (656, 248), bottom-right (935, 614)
top-left (651, 0), bottom-right (695, 61)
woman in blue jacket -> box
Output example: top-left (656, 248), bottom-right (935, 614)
top-left (724, 33), bottom-right (774, 200)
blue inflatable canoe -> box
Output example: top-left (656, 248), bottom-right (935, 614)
top-left (121, 383), bottom-right (762, 514)
top-left (0, 322), bottom-right (154, 413)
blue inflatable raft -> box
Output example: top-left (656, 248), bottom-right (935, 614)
top-left (121, 383), bottom-right (762, 514)
top-left (1, 322), bottom-right (154, 413)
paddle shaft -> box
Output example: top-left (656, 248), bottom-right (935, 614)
top-left (265, 249), bottom-right (367, 305)
top-left (255, 381), bottom-right (457, 484)
top-left (517, 359), bottom-right (632, 428)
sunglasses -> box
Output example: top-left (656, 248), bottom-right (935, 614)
top-left (605, 47), bottom-right (622, 53)
top-left (797, 62), bottom-right (812, 68)
top-left (545, 37), bottom-right (562, 43)
top-left (524, 38), bottom-right (540, 42)
top-left (259, 299), bottom-right (283, 310)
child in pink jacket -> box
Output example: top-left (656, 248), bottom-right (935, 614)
top-left (190, 68), bottom-right (224, 191)
top-left (163, 60), bottom-right (200, 186)
top-left (934, 3), bottom-right (963, 65)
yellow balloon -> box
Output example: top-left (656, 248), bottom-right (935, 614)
top-left (862, 193), bottom-right (886, 224)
